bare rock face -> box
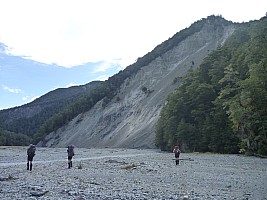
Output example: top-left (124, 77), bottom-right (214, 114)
top-left (40, 18), bottom-right (236, 148)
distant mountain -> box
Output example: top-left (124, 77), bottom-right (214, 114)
top-left (0, 81), bottom-right (103, 144)
top-left (0, 43), bottom-right (121, 110)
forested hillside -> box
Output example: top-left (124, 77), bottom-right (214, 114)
top-left (0, 81), bottom-right (102, 145)
top-left (0, 128), bottom-right (31, 146)
top-left (156, 17), bottom-right (267, 156)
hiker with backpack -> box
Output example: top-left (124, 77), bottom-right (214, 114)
top-left (27, 144), bottom-right (36, 171)
top-left (173, 145), bottom-right (181, 165)
top-left (67, 145), bottom-right (75, 169)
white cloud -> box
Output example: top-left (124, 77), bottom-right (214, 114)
top-left (30, 96), bottom-right (39, 102)
top-left (22, 95), bottom-right (39, 102)
top-left (2, 85), bottom-right (23, 94)
top-left (94, 75), bottom-right (110, 81)
top-left (92, 60), bottom-right (121, 73)
top-left (65, 82), bottom-right (79, 88)
top-left (0, 0), bottom-right (266, 68)
top-left (22, 96), bottom-right (28, 101)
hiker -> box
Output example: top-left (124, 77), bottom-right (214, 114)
top-left (173, 145), bottom-right (181, 165)
top-left (67, 145), bottom-right (75, 168)
top-left (27, 144), bottom-right (36, 171)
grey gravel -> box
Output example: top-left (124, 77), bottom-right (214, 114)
top-left (0, 147), bottom-right (266, 200)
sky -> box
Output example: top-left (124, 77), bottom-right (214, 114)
top-left (0, 0), bottom-right (266, 110)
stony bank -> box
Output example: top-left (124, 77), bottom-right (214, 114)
top-left (0, 147), bottom-right (266, 199)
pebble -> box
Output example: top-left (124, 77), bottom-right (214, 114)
top-left (0, 147), bottom-right (267, 199)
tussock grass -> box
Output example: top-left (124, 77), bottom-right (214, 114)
top-left (77, 161), bottom-right (83, 169)
top-left (121, 163), bottom-right (137, 170)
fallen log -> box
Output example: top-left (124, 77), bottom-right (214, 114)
top-left (172, 158), bottom-right (194, 161)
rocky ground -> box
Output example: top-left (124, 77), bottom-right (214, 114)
top-left (0, 146), bottom-right (266, 200)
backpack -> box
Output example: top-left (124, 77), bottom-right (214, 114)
top-left (173, 146), bottom-right (180, 156)
top-left (27, 145), bottom-right (36, 157)
top-left (68, 145), bottom-right (75, 156)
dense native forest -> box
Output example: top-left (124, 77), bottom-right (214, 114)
top-left (0, 128), bottom-right (31, 146)
top-left (156, 17), bottom-right (267, 156)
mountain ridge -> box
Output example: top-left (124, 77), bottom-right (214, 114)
top-left (38, 15), bottom-right (237, 148)
top-left (0, 81), bottom-right (103, 138)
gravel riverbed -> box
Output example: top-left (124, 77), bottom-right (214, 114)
top-left (0, 146), bottom-right (266, 200)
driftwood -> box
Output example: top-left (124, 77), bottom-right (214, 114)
top-left (254, 154), bottom-right (267, 159)
top-left (172, 158), bottom-right (194, 161)
top-left (0, 175), bottom-right (18, 181)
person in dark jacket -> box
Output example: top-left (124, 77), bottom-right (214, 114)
top-left (173, 145), bottom-right (181, 165)
top-left (67, 145), bottom-right (75, 169)
top-left (27, 144), bottom-right (36, 171)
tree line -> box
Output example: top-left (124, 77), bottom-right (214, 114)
top-left (155, 17), bottom-right (267, 156)
top-left (0, 128), bottom-right (31, 146)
